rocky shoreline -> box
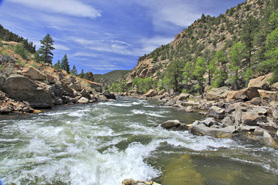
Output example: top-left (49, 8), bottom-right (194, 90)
top-left (120, 73), bottom-right (278, 148)
top-left (0, 52), bottom-right (116, 115)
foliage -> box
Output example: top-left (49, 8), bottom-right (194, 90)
top-left (34, 51), bottom-right (43, 63)
top-left (211, 50), bottom-right (228, 88)
top-left (263, 28), bottom-right (278, 84)
top-left (60, 54), bottom-right (70, 73)
top-left (79, 69), bottom-right (85, 78)
top-left (14, 43), bottom-right (28, 59)
top-left (70, 65), bottom-right (78, 75)
top-left (38, 34), bottom-right (55, 65)
top-left (131, 77), bottom-right (155, 94)
top-left (163, 59), bottom-right (185, 92)
top-left (228, 42), bottom-right (247, 89)
top-left (193, 57), bottom-right (207, 94)
top-left (183, 62), bottom-right (193, 84)
top-left (0, 24), bottom-right (36, 53)
top-left (109, 80), bottom-right (127, 93)
top-left (53, 60), bottom-right (61, 70)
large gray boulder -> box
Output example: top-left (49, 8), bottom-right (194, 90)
top-left (2, 74), bottom-right (54, 108)
top-left (263, 131), bottom-right (278, 147)
top-left (208, 106), bottom-right (225, 119)
top-left (189, 119), bottom-right (235, 138)
top-left (22, 66), bottom-right (46, 81)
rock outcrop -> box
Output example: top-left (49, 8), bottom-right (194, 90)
top-left (0, 46), bottom-right (103, 114)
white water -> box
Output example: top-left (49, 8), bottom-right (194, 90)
top-left (0, 97), bottom-right (277, 184)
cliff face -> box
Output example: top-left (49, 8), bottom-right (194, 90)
top-left (0, 41), bottom-right (103, 114)
top-left (124, 0), bottom-right (270, 87)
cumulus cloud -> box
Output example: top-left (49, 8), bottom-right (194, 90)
top-left (9, 0), bottom-right (101, 19)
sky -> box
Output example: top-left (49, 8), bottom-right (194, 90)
top-left (0, 0), bottom-right (246, 74)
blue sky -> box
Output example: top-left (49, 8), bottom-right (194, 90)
top-left (0, 0), bottom-right (246, 74)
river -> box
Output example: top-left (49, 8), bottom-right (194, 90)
top-left (0, 97), bottom-right (277, 185)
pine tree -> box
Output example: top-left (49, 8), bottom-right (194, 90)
top-left (212, 50), bottom-right (228, 88)
top-left (193, 57), bottom-right (207, 94)
top-left (229, 42), bottom-right (247, 89)
top-left (38, 34), bottom-right (55, 65)
top-left (241, 16), bottom-right (259, 67)
top-left (53, 60), bottom-right (61, 70)
top-left (263, 28), bottom-right (278, 84)
top-left (61, 54), bottom-right (70, 73)
top-left (70, 65), bottom-right (78, 76)
top-left (79, 69), bottom-right (85, 78)
top-left (164, 59), bottom-right (184, 92)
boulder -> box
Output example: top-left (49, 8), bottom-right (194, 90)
top-left (263, 131), bottom-right (278, 147)
top-left (103, 91), bottom-right (116, 99)
top-left (54, 97), bottom-right (63, 105)
top-left (161, 120), bottom-right (181, 129)
top-left (158, 89), bottom-right (166, 96)
top-left (248, 73), bottom-right (272, 90)
top-left (258, 90), bottom-right (278, 103)
top-left (242, 112), bottom-right (260, 126)
top-left (185, 106), bottom-right (195, 113)
top-left (0, 75), bottom-right (6, 87)
top-left (70, 82), bottom-right (82, 91)
top-left (77, 97), bottom-right (89, 104)
top-left (208, 106), bottom-right (225, 119)
top-left (22, 66), bottom-right (46, 81)
top-left (145, 89), bottom-right (157, 97)
top-left (177, 93), bottom-right (190, 101)
top-left (206, 87), bottom-right (229, 101)
top-left (250, 97), bottom-right (261, 105)
top-left (85, 80), bottom-right (102, 92)
top-left (221, 116), bottom-right (235, 127)
top-left (2, 74), bottom-right (54, 108)
top-left (81, 89), bottom-right (91, 99)
top-left (189, 120), bottom-right (235, 138)
top-left (275, 130), bottom-right (278, 142)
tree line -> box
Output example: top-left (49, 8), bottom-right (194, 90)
top-left (0, 24), bottom-right (36, 53)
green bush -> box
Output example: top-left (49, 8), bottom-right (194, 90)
top-left (14, 44), bottom-right (28, 59)
top-left (131, 77), bottom-right (155, 94)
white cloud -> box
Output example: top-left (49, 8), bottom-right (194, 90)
top-left (55, 44), bottom-right (70, 51)
top-left (9, 0), bottom-right (101, 19)
top-left (134, 0), bottom-right (201, 29)
top-left (71, 52), bottom-right (98, 58)
top-left (71, 37), bottom-right (142, 56)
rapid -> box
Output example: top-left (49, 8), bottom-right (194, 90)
top-left (0, 97), bottom-right (277, 185)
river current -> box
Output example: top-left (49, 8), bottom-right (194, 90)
top-left (0, 97), bottom-right (277, 185)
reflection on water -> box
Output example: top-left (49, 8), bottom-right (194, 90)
top-left (0, 97), bottom-right (277, 185)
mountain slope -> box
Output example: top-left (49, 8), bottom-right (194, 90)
top-left (94, 70), bottom-right (131, 88)
top-left (122, 0), bottom-right (277, 94)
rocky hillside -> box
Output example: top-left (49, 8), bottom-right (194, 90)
top-left (123, 0), bottom-right (277, 94)
top-left (0, 41), bottom-right (107, 114)
top-left (94, 70), bottom-right (130, 89)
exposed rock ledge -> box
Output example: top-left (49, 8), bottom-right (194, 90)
top-left (0, 59), bottom-right (116, 115)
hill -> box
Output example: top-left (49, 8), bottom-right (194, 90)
top-left (94, 70), bottom-right (131, 89)
top-left (0, 40), bottom-right (104, 114)
top-left (116, 0), bottom-right (278, 94)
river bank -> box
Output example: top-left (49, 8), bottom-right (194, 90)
top-left (120, 73), bottom-right (278, 148)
